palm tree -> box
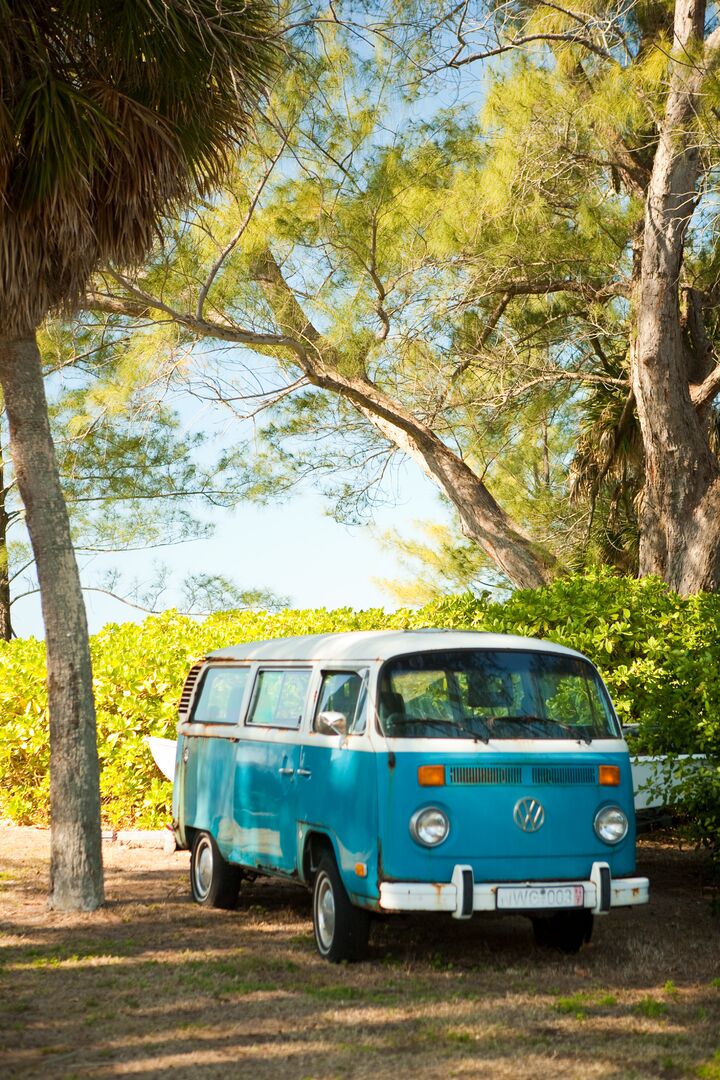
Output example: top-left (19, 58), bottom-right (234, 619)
top-left (568, 361), bottom-right (643, 575)
top-left (0, 1), bottom-right (279, 910)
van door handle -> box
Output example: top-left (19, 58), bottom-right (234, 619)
top-left (278, 767), bottom-right (294, 776)
top-left (296, 768), bottom-right (312, 778)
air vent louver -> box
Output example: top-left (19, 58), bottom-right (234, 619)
top-left (178, 661), bottom-right (205, 721)
top-left (532, 766), bottom-right (596, 785)
top-left (449, 766), bottom-right (522, 785)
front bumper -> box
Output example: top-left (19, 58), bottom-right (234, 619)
top-left (379, 862), bottom-right (649, 918)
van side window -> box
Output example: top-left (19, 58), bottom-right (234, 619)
top-left (192, 667), bottom-right (249, 725)
top-left (248, 669), bottom-right (311, 729)
top-left (314, 671), bottom-right (365, 734)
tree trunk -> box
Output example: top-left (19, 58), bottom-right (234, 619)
top-left (0, 445), bottom-right (12, 640)
top-left (631, 0), bottom-right (720, 594)
top-left (292, 361), bottom-right (557, 588)
top-left (349, 392), bottom-right (557, 589)
top-left (0, 333), bottom-right (104, 910)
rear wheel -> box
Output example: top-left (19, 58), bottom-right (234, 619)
top-left (312, 852), bottom-right (370, 963)
top-left (190, 831), bottom-right (242, 909)
top-left (531, 910), bottom-right (594, 953)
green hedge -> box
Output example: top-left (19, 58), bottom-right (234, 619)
top-left (1, 569), bottom-right (719, 840)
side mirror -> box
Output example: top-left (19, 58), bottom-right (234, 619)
top-left (316, 710), bottom-right (348, 736)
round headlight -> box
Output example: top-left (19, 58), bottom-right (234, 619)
top-left (594, 805), bottom-right (628, 844)
top-left (410, 807), bottom-right (450, 847)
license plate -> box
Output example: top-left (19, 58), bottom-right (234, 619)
top-left (496, 884), bottom-right (585, 910)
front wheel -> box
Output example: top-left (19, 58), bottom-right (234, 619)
top-left (312, 852), bottom-right (370, 963)
top-left (531, 910), bottom-right (594, 953)
top-left (190, 831), bottom-right (242, 909)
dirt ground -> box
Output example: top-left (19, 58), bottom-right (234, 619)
top-left (1, 824), bottom-right (719, 1080)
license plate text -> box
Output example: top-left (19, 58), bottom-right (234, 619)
top-left (496, 884), bottom-right (585, 910)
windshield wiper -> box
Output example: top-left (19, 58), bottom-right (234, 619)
top-left (494, 715), bottom-right (593, 744)
top-left (386, 716), bottom-right (487, 743)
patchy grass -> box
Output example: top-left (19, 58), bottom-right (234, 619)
top-left (0, 825), bottom-right (719, 1079)
top-left (633, 995), bottom-right (668, 1019)
top-left (698, 1050), bottom-right (720, 1079)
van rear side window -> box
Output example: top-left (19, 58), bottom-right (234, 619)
top-left (248, 669), bottom-right (311, 729)
top-left (192, 667), bottom-right (249, 725)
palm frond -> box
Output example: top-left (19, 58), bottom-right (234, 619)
top-left (0, 0), bottom-right (282, 336)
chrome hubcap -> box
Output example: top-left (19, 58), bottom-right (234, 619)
top-left (195, 840), bottom-right (213, 898)
top-left (316, 874), bottom-right (336, 951)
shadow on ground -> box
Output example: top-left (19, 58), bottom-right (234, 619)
top-left (1, 828), bottom-right (719, 1079)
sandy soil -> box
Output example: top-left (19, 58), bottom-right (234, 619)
top-left (1, 824), bottom-right (719, 1079)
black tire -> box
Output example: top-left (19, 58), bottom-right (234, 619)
top-left (312, 852), bottom-right (370, 963)
top-left (190, 831), bottom-right (242, 909)
top-left (531, 910), bottom-right (594, 953)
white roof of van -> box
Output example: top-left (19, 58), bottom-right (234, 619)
top-left (208, 629), bottom-right (584, 663)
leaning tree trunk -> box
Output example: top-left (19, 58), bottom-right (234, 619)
top-left (631, 0), bottom-right (720, 594)
top-left (349, 396), bottom-right (557, 589)
top-left (0, 333), bottom-right (104, 910)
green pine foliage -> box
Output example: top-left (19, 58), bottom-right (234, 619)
top-left (1, 571), bottom-right (718, 852)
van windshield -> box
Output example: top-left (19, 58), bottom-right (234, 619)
top-left (378, 650), bottom-right (619, 741)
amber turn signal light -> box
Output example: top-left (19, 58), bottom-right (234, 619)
top-left (599, 765), bottom-right (621, 786)
top-left (418, 765), bottom-right (446, 787)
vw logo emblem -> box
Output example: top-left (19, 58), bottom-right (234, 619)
top-left (513, 797), bottom-right (545, 833)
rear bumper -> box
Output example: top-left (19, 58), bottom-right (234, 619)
top-left (379, 862), bottom-right (649, 918)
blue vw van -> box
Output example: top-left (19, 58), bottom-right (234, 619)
top-left (172, 630), bottom-right (649, 962)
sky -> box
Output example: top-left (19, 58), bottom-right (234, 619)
top-left (10, 460), bottom-right (450, 639)
top-left (8, 328), bottom-right (457, 640)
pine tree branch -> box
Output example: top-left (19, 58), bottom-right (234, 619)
top-left (195, 134), bottom-right (289, 322)
top-left (444, 31), bottom-right (617, 67)
top-left (87, 280), bottom-right (304, 354)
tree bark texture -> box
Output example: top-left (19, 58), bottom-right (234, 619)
top-left (631, 0), bottom-right (720, 594)
top-left (0, 448), bottom-right (12, 640)
top-left (0, 334), bottom-right (104, 910)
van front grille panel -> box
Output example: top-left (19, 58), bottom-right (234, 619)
top-left (531, 766), bottom-right (596, 785)
top-left (449, 766), bottom-right (522, 785)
